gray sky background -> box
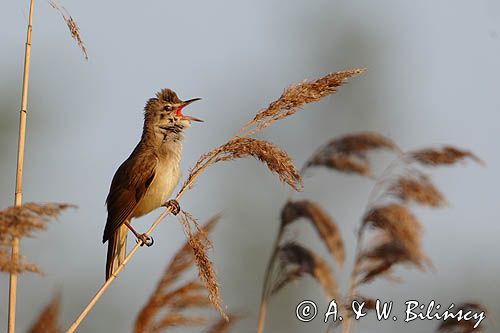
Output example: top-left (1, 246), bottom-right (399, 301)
top-left (1, 1), bottom-right (499, 332)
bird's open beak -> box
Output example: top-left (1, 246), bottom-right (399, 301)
top-left (177, 98), bottom-right (203, 122)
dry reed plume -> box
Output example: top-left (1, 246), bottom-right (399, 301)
top-left (357, 203), bottom-right (429, 285)
top-left (343, 138), bottom-right (481, 333)
top-left (48, 0), bottom-right (88, 60)
top-left (258, 200), bottom-right (344, 333)
top-left (238, 69), bottom-right (366, 136)
top-left (179, 69), bottom-right (365, 197)
top-left (275, 242), bottom-right (338, 298)
top-left (178, 211), bottom-right (225, 319)
top-left (409, 146), bottom-right (482, 166)
top-left (135, 215), bottom-right (240, 333)
top-left (215, 138), bottom-right (302, 190)
top-left (134, 216), bottom-right (219, 332)
top-left (303, 132), bottom-right (399, 176)
top-left (0, 203), bottom-right (74, 274)
top-left (280, 200), bottom-right (345, 266)
top-left (256, 131), bottom-right (486, 333)
top-left (28, 293), bottom-right (62, 333)
top-left (176, 69), bottom-right (365, 210)
top-left (387, 174), bottom-right (446, 208)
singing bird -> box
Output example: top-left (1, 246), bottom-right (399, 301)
top-left (103, 88), bottom-right (202, 279)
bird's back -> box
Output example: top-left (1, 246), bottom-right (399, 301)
top-left (103, 143), bottom-right (156, 242)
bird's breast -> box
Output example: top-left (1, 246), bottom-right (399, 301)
top-left (133, 157), bottom-right (181, 218)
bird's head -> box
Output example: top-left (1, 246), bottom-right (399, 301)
top-left (144, 88), bottom-right (202, 134)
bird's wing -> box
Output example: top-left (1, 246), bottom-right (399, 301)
top-left (102, 150), bottom-right (157, 243)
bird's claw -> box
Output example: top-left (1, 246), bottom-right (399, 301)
top-left (136, 233), bottom-right (154, 247)
top-left (165, 199), bottom-right (180, 215)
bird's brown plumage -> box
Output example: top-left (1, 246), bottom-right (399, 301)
top-left (103, 88), bottom-right (201, 280)
top-left (103, 146), bottom-right (157, 243)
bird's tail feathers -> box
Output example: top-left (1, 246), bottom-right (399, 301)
top-left (105, 224), bottom-right (128, 280)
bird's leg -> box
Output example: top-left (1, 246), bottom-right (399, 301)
top-left (123, 220), bottom-right (154, 247)
top-left (164, 199), bottom-right (181, 215)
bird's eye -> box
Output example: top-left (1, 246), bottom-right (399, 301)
top-left (163, 105), bottom-right (173, 111)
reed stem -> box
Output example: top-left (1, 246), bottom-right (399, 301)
top-left (9, 1), bottom-right (35, 332)
top-left (256, 228), bottom-right (284, 333)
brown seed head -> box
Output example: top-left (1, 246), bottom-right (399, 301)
top-left (216, 138), bottom-right (303, 191)
top-left (281, 200), bottom-right (344, 266)
top-left (304, 132), bottom-right (398, 176)
top-left (242, 69), bottom-right (366, 135)
top-left (357, 204), bottom-right (430, 284)
top-left (0, 202), bottom-right (75, 274)
top-left (28, 293), bottom-right (62, 333)
top-left (276, 242), bottom-right (338, 299)
top-left (179, 211), bottom-right (226, 320)
top-left (388, 174), bottom-right (446, 208)
top-left (48, 0), bottom-right (88, 60)
top-left (410, 146), bottom-right (482, 166)
top-left (134, 216), bottom-right (222, 333)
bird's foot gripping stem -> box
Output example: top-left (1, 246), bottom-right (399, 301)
top-left (164, 199), bottom-right (181, 215)
top-left (136, 233), bottom-right (154, 247)
top-left (124, 221), bottom-right (155, 247)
